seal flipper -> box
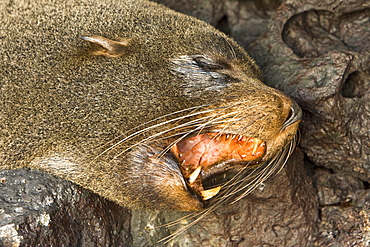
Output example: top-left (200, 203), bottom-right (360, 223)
top-left (81, 35), bottom-right (130, 57)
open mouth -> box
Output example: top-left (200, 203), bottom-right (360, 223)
top-left (171, 133), bottom-right (266, 201)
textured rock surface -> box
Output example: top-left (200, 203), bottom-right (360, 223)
top-left (0, 169), bottom-right (132, 246)
top-left (246, 0), bottom-right (370, 182)
top-left (313, 168), bottom-right (370, 246)
top-left (316, 204), bottom-right (370, 247)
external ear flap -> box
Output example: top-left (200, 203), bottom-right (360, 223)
top-left (171, 55), bottom-right (240, 97)
top-left (81, 35), bottom-right (130, 57)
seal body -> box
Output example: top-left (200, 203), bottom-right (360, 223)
top-left (1, 0), bottom-right (301, 211)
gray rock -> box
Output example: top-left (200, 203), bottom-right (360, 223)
top-left (246, 0), bottom-right (370, 182)
top-left (0, 169), bottom-right (132, 246)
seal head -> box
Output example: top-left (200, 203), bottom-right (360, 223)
top-left (1, 0), bottom-right (301, 211)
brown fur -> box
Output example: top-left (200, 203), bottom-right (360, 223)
top-left (0, 0), bottom-right (300, 210)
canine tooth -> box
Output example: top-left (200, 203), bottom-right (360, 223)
top-left (226, 134), bottom-right (230, 139)
top-left (238, 135), bottom-right (243, 141)
top-left (200, 186), bottom-right (221, 200)
top-left (252, 139), bottom-right (259, 155)
top-left (188, 166), bottom-right (201, 184)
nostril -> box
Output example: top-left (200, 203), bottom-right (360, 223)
top-left (282, 101), bottom-right (302, 130)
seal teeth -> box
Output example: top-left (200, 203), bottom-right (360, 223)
top-left (252, 139), bottom-right (261, 155)
top-left (188, 166), bottom-right (201, 184)
top-left (200, 186), bottom-right (221, 200)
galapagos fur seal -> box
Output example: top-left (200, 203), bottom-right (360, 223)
top-left (1, 0), bottom-right (301, 211)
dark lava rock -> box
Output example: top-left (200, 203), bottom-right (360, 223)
top-left (246, 0), bottom-right (370, 182)
top-left (313, 168), bottom-right (365, 206)
top-left (315, 195), bottom-right (370, 246)
top-left (313, 168), bottom-right (370, 246)
top-left (0, 169), bottom-right (132, 247)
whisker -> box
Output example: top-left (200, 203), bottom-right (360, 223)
top-left (159, 154), bottom-right (272, 242)
top-left (90, 107), bottom-right (217, 162)
top-left (93, 105), bottom-right (212, 150)
top-left (159, 131), bottom-right (298, 243)
top-left (231, 137), bottom-right (297, 203)
top-left (155, 113), bottom-right (228, 157)
top-left (105, 110), bottom-right (242, 164)
top-left (224, 37), bottom-right (237, 60)
top-left (111, 99), bottom-right (262, 162)
top-left (156, 211), bottom-right (199, 228)
top-left (158, 209), bottom-right (213, 243)
top-left (96, 101), bottom-right (248, 164)
top-left (207, 131), bottom-right (297, 205)
top-left (155, 108), bottom-right (248, 158)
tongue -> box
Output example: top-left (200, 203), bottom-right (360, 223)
top-left (171, 133), bottom-right (266, 200)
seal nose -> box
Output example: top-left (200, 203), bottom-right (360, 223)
top-left (282, 100), bottom-right (302, 130)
